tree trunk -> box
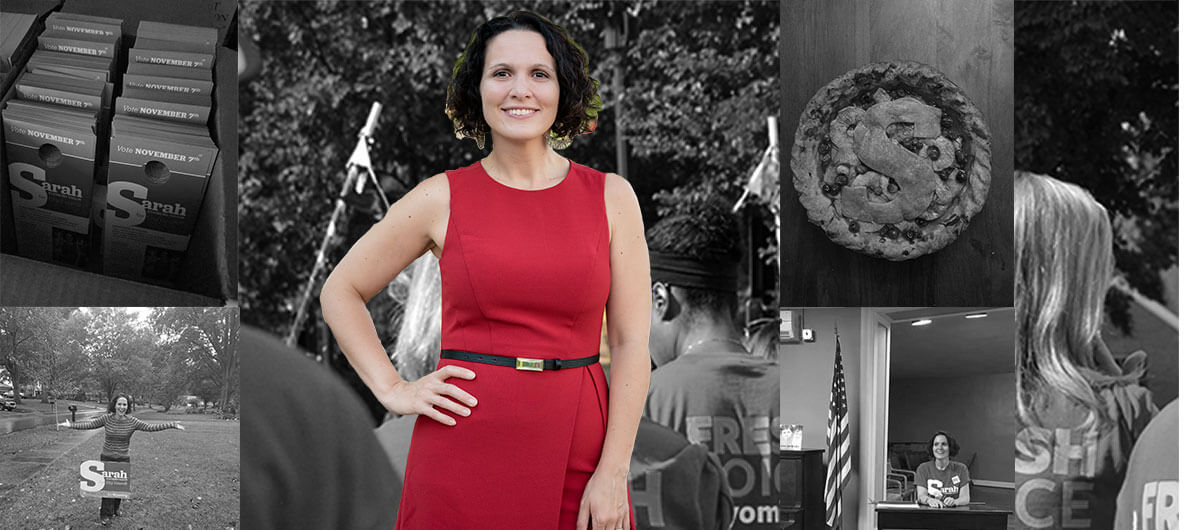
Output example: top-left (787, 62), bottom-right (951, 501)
top-left (8, 362), bottom-right (21, 405)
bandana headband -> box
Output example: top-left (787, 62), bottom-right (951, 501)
top-left (649, 251), bottom-right (738, 293)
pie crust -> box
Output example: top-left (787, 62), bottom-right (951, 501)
top-left (791, 61), bottom-right (991, 261)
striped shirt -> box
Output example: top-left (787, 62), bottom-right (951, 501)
top-left (70, 413), bottom-right (175, 460)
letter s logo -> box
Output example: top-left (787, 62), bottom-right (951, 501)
top-left (9, 163), bottom-right (48, 208)
top-left (80, 460), bottom-right (105, 492)
top-left (107, 181), bottom-right (148, 227)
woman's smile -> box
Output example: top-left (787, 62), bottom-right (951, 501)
top-left (502, 106), bottom-right (539, 118)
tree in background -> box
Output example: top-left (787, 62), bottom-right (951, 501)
top-left (154, 308), bottom-right (240, 414)
top-left (81, 309), bottom-right (156, 403)
top-left (0, 308), bottom-right (239, 411)
top-left (238, 1), bottom-right (779, 341)
top-left (1016, 2), bottom-right (1177, 331)
top-left (0, 308), bottom-right (55, 404)
top-left (31, 308), bottom-right (89, 403)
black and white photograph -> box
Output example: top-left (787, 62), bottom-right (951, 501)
top-left (779, 307), bottom-right (1016, 530)
top-left (0, 0), bottom-right (238, 307)
top-left (1013, 3), bottom-right (1178, 530)
top-left (0, 306), bottom-right (239, 529)
top-left (779, 0), bottom-right (1015, 306)
top-left (238, 2), bottom-right (780, 529)
top-left (1, 1), bottom-right (1191, 529)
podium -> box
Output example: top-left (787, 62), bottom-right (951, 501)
top-left (780, 449), bottom-right (825, 529)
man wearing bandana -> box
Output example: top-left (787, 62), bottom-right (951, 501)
top-left (642, 202), bottom-right (781, 529)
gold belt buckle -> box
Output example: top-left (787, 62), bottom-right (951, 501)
top-left (515, 358), bottom-right (544, 372)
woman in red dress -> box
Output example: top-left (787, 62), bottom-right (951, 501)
top-left (320, 11), bottom-right (650, 530)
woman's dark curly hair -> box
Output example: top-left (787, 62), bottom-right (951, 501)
top-left (927, 431), bottom-right (960, 459)
top-left (107, 394), bottom-right (133, 414)
top-left (445, 10), bottom-right (601, 148)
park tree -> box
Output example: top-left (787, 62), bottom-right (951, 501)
top-left (143, 339), bottom-right (192, 412)
top-left (0, 307), bottom-right (57, 404)
top-left (81, 309), bottom-right (157, 403)
top-left (239, 1), bottom-right (779, 343)
top-left (154, 307), bottom-right (239, 414)
top-left (1016, 2), bottom-right (1177, 331)
top-left (29, 308), bottom-right (90, 403)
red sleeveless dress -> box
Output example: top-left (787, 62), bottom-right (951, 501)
top-left (396, 161), bottom-right (633, 529)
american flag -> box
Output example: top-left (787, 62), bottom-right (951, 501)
top-left (824, 333), bottom-right (851, 529)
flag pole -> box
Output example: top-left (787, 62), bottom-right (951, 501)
top-left (286, 102), bottom-right (384, 348)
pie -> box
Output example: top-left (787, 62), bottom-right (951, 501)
top-left (791, 61), bottom-right (991, 261)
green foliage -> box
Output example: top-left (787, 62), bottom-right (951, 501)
top-left (1016, 2), bottom-right (1177, 331)
top-left (238, 0), bottom-right (779, 336)
top-left (0, 308), bottom-right (237, 408)
top-left (152, 308), bottom-right (240, 412)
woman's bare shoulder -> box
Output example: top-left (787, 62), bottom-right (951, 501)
top-left (603, 172), bottom-right (639, 208)
top-left (382, 173), bottom-right (449, 220)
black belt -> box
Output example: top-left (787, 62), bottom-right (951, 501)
top-left (441, 350), bottom-right (600, 372)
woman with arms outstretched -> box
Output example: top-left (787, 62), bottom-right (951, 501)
top-left (60, 394), bottom-right (183, 526)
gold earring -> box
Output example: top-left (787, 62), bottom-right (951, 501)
top-left (546, 132), bottom-right (571, 150)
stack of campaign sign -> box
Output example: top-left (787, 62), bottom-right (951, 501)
top-left (1, 12), bottom-right (37, 76)
top-left (105, 21), bottom-right (218, 283)
top-left (1, 13), bottom-right (122, 268)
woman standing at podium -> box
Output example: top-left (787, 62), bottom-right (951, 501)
top-left (915, 431), bottom-right (971, 508)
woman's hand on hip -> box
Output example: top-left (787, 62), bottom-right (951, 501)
top-left (379, 365), bottom-right (478, 426)
top-left (577, 467), bottom-right (629, 530)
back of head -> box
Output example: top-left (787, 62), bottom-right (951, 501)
top-left (646, 199), bottom-right (742, 320)
top-left (1014, 171), bottom-right (1122, 427)
top-left (746, 318), bottom-right (779, 361)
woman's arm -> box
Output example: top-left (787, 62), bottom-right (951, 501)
top-left (916, 485), bottom-right (943, 507)
top-left (61, 417), bottom-right (105, 430)
top-left (133, 419), bottom-right (182, 432)
top-left (955, 483), bottom-right (971, 504)
top-left (320, 175), bottom-right (477, 425)
top-left (578, 174), bottom-right (652, 530)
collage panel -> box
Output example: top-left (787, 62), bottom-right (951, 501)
top-left (0, 306), bottom-right (239, 528)
top-left (3, 0), bottom-right (1184, 529)
top-left (778, 307), bottom-right (1015, 529)
top-left (1012, 2), bottom-right (1178, 529)
top-left (0, 0), bottom-right (239, 307)
top-left (238, 2), bottom-right (781, 529)
top-left (779, 0), bottom-right (1015, 307)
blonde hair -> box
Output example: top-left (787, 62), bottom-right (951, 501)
top-left (1015, 172), bottom-right (1132, 427)
top-left (388, 253), bottom-right (442, 382)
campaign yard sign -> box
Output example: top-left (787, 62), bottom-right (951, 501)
top-left (79, 460), bottom-right (131, 499)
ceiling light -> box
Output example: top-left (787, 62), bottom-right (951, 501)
top-left (911, 319), bottom-right (932, 326)
top-left (965, 313), bottom-right (988, 319)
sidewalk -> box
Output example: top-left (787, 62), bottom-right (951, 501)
top-left (0, 424), bottom-right (101, 499)
top-left (2, 399), bottom-right (105, 416)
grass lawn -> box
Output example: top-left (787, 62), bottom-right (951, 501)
top-left (0, 412), bottom-right (239, 529)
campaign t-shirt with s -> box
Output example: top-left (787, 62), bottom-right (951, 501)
top-left (915, 460), bottom-right (971, 501)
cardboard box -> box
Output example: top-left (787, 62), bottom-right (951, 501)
top-left (0, 0), bottom-right (64, 93)
top-left (0, 0), bottom-right (236, 306)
